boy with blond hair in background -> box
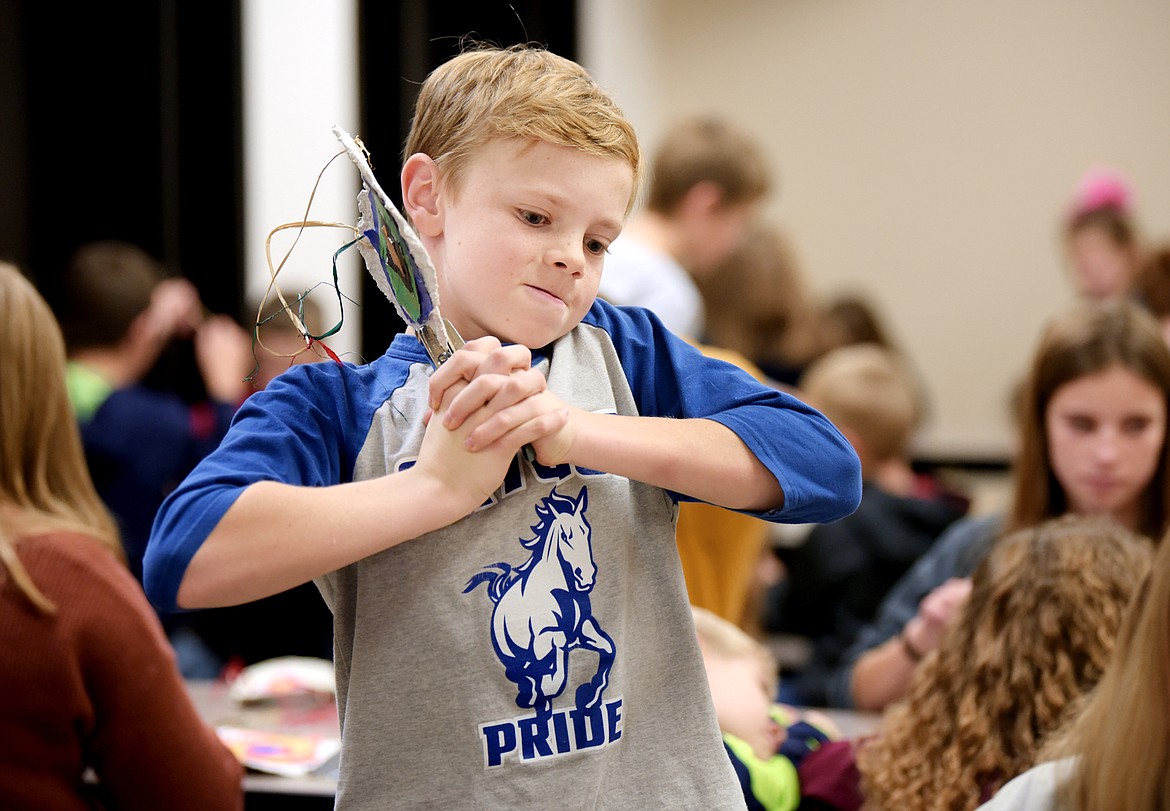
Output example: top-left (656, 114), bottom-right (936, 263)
top-left (763, 343), bottom-right (967, 706)
top-left (693, 606), bottom-right (838, 811)
top-left (596, 116), bottom-right (771, 341)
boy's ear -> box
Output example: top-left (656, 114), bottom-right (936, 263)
top-left (401, 153), bottom-right (443, 237)
top-left (679, 180), bottom-right (726, 219)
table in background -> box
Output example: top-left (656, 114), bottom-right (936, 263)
top-left (185, 679), bottom-right (879, 806)
top-left (813, 707), bottom-right (882, 739)
top-left (186, 679), bottom-right (338, 805)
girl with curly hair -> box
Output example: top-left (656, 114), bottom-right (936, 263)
top-left (980, 518), bottom-right (1170, 809)
top-left (798, 515), bottom-right (1152, 811)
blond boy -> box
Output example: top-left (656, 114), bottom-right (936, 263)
top-left (145, 46), bottom-right (859, 807)
top-left (763, 344), bottom-right (966, 707)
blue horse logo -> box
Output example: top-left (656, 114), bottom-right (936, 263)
top-left (464, 486), bottom-right (615, 717)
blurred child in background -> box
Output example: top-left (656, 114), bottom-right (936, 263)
top-left (1062, 166), bottom-right (1145, 303)
top-left (58, 240), bottom-right (253, 678)
top-left (693, 606), bottom-right (838, 811)
top-left (979, 518), bottom-right (1170, 810)
top-left (696, 221), bottom-right (824, 387)
top-left (762, 343), bottom-right (968, 706)
top-left (799, 515), bottom-right (1153, 811)
top-left (60, 240), bottom-right (252, 582)
top-left (1136, 243), bottom-right (1170, 344)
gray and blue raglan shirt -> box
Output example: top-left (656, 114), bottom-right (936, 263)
top-left (145, 300), bottom-right (860, 810)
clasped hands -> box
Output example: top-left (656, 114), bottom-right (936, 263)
top-left (414, 337), bottom-right (576, 508)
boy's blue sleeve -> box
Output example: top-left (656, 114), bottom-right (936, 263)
top-left (584, 301), bottom-right (862, 525)
top-left (142, 360), bottom-right (387, 612)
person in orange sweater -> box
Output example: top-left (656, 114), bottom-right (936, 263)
top-left (0, 261), bottom-right (242, 810)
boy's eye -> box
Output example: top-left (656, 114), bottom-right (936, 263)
top-left (519, 210), bottom-right (546, 226)
top-left (585, 238), bottom-right (607, 256)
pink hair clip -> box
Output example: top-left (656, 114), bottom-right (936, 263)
top-left (1071, 165), bottom-right (1132, 216)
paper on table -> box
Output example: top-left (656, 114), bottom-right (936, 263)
top-left (216, 725), bottom-right (341, 778)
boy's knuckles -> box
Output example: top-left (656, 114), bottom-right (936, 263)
top-left (498, 375), bottom-right (534, 399)
top-left (463, 335), bottom-right (502, 353)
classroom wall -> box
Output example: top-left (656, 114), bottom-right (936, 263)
top-left (242, 2), bottom-right (1170, 457)
top-left (580, 0), bottom-right (1170, 460)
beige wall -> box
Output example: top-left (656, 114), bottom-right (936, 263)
top-left (581, 0), bottom-right (1170, 461)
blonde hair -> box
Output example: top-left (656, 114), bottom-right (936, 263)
top-left (405, 43), bottom-right (642, 216)
top-left (857, 515), bottom-right (1152, 811)
top-left (1010, 299), bottom-right (1170, 538)
top-left (799, 343), bottom-right (921, 463)
top-left (0, 262), bottom-right (121, 613)
top-left (1040, 523), bottom-right (1170, 810)
top-left (692, 604), bottom-right (779, 698)
top-left (644, 116), bottom-right (770, 214)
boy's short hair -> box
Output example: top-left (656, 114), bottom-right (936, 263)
top-left (405, 44), bottom-right (642, 215)
top-left (645, 116), bottom-right (770, 214)
top-left (60, 240), bottom-right (165, 351)
top-left (692, 605), bottom-right (779, 696)
top-left (799, 343), bottom-right (921, 463)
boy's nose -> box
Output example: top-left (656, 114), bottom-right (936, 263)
top-left (546, 241), bottom-right (585, 275)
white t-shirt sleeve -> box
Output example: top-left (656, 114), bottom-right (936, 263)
top-left (596, 237), bottom-right (704, 340)
top-left (977, 759), bottom-right (1074, 810)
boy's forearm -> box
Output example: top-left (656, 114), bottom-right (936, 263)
top-left (175, 470), bottom-right (471, 608)
top-left (560, 410), bottom-right (784, 512)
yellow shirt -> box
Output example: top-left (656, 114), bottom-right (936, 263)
top-left (676, 344), bottom-right (772, 630)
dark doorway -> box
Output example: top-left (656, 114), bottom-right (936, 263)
top-left (2, 1), bottom-right (244, 317)
top-left (0, 1), bottom-right (578, 367)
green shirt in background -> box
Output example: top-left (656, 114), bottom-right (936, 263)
top-left (65, 362), bottom-right (113, 422)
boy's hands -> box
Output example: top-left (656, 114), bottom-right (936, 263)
top-left (427, 337), bottom-right (543, 431)
top-left (419, 337), bottom-right (572, 509)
